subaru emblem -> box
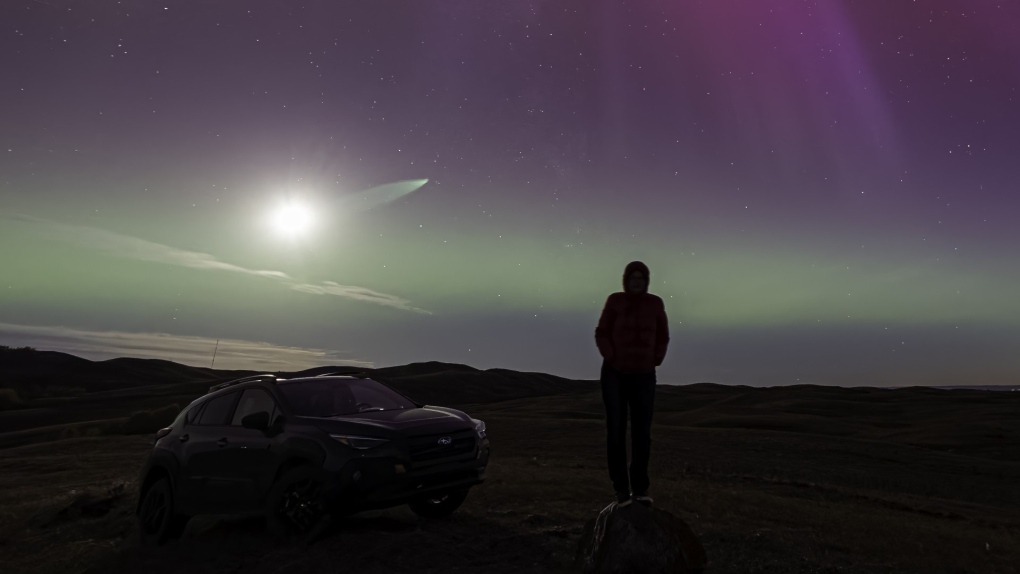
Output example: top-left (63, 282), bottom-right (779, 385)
top-left (438, 436), bottom-right (452, 446)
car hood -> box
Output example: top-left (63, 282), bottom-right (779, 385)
top-left (296, 405), bottom-right (474, 436)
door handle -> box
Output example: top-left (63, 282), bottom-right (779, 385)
top-left (216, 438), bottom-right (228, 447)
top-left (178, 434), bottom-right (189, 442)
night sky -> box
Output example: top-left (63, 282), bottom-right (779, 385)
top-left (2, 0), bottom-right (1018, 386)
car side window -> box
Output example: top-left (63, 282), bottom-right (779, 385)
top-left (195, 392), bottom-right (237, 426)
top-left (184, 403), bottom-right (204, 425)
top-left (230, 388), bottom-right (277, 426)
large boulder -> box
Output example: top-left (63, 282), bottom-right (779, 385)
top-left (575, 501), bottom-right (707, 574)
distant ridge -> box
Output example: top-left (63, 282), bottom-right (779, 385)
top-left (887, 385), bottom-right (1019, 392)
top-left (0, 348), bottom-right (253, 392)
top-left (0, 348), bottom-right (597, 446)
top-left (0, 348), bottom-right (591, 399)
top-left (2, 347), bottom-right (1014, 393)
top-left (2, 348), bottom-right (1019, 459)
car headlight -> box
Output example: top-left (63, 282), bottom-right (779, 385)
top-left (472, 418), bottom-right (486, 439)
top-left (330, 434), bottom-right (389, 449)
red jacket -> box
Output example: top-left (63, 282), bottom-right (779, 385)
top-left (595, 291), bottom-right (670, 374)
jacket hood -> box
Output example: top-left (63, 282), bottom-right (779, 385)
top-left (622, 261), bottom-right (650, 293)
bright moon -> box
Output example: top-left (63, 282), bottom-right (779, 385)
top-left (271, 201), bottom-right (314, 237)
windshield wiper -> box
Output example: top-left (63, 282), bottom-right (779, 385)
top-left (320, 407), bottom-right (387, 417)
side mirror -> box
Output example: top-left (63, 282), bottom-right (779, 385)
top-left (241, 411), bottom-right (271, 431)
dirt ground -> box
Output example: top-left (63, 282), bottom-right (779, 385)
top-left (1, 386), bottom-right (1017, 574)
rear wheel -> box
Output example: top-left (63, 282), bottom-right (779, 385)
top-left (266, 466), bottom-right (330, 535)
top-left (408, 488), bottom-right (469, 518)
top-left (138, 477), bottom-right (189, 546)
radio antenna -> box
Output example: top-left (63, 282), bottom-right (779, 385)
top-left (211, 339), bottom-right (220, 369)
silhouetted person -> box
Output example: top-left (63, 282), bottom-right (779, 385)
top-left (595, 261), bottom-right (669, 507)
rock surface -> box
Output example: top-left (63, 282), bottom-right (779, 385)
top-left (575, 501), bottom-right (707, 574)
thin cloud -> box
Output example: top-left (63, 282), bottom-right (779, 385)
top-left (6, 213), bottom-right (428, 313)
top-left (0, 322), bottom-right (371, 371)
top-left (291, 281), bottom-right (431, 314)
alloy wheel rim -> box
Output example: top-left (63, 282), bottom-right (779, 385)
top-left (278, 478), bottom-right (324, 531)
top-left (141, 489), bottom-right (167, 533)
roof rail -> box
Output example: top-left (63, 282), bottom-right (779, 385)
top-left (315, 367), bottom-right (367, 377)
top-left (208, 374), bottom-right (277, 393)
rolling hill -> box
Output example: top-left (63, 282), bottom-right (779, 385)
top-left (1, 347), bottom-right (1018, 573)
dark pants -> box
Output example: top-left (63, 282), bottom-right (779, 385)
top-left (600, 361), bottom-right (656, 496)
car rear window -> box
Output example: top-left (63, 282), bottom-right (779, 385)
top-left (177, 402), bottom-right (203, 425)
top-left (195, 392), bottom-right (237, 425)
top-left (185, 403), bottom-right (202, 424)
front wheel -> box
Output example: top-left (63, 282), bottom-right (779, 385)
top-left (265, 466), bottom-right (330, 535)
top-left (137, 477), bottom-right (190, 546)
top-left (408, 488), bottom-right (469, 518)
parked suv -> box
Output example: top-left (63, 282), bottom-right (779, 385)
top-left (136, 371), bottom-right (490, 545)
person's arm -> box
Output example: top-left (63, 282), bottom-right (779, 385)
top-left (594, 295), bottom-right (617, 362)
top-left (654, 298), bottom-right (670, 367)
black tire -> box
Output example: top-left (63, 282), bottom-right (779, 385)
top-left (408, 488), bottom-right (469, 519)
top-left (137, 477), bottom-right (189, 546)
top-left (265, 466), bottom-right (330, 536)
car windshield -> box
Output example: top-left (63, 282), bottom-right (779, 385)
top-left (277, 378), bottom-right (416, 417)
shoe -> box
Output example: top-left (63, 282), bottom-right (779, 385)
top-left (634, 494), bottom-right (653, 507)
top-left (615, 491), bottom-right (633, 507)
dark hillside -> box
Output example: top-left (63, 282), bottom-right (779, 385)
top-left (0, 350), bottom-right (591, 446)
top-left (0, 349), bottom-right (1018, 573)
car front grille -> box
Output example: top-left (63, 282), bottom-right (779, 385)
top-left (407, 429), bottom-right (476, 464)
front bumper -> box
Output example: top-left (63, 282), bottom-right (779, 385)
top-left (325, 439), bottom-right (490, 512)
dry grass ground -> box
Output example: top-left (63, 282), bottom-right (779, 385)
top-left (1, 384), bottom-right (1017, 574)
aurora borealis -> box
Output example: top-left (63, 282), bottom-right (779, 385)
top-left (1, 1), bottom-right (1018, 385)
